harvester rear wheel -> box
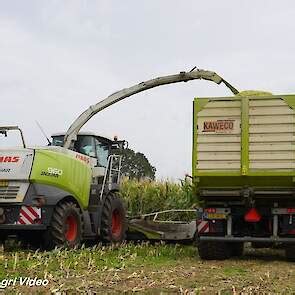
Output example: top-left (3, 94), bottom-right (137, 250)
top-left (43, 201), bottom-right (83, 249)
top-left (197, 240), bottom-right (231, 260)
top-left (100, 193), bottom-right (126, 243)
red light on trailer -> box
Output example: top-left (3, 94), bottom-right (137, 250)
top-left (244, 208), bottom-right (261, 223)
top-left (205, 208), bottom-right (216, 213)
top-left (287, 208), bottom-right (295, 214)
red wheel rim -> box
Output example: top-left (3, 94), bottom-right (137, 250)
top-left (112, 209), bottom-right (122, 238)
top-left (65, 215), bottom-right (78, 242)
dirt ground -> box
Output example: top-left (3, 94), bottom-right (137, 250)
top-left (1, 243), bottom-right (295, 294)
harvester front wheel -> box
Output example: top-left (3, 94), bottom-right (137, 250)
top-left (100, 193), bottom-right (126, 243)
top-left (197, 240), bottom-right (231, 260)
top-left (44, 201), bottom-right (83, 249)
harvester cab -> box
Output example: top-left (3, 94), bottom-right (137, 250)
top-left (51, 132), bottom-right (126, 191)
top-left (52, 132), bottom-right (114, 171)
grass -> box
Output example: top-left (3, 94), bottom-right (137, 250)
top-left (0, 243), bottom-right (194, 277)
top-left (2, 243), bottom-right (295, 294)
top-left (2, 179), bottom-right (295, 293)
top-left (0, 243), bottom-right (195, 294)
top-left (222, 266), bottom-right (248, 276)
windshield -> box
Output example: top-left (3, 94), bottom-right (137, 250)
top-left (52, 135), bottom-right (95, 155)
top-left (74, 136), bottom-right (95, 157)
top-left (95, 140), bottom-right (109, 167)
top-left (51, 135), bottom-right (64, 147)
top-left (51, 135), bottom-right (111, 165)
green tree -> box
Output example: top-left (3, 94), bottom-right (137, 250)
top-left (119, 148), bottom-right (156, 180)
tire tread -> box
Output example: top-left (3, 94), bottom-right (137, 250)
top-left (198, 240), bottom-right (231, 260)
top-left (43, 201), bottom-right (83, 249)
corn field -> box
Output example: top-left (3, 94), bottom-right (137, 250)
top-left (119, 178), bottom-right (197, 220)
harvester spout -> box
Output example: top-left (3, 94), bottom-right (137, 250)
top-left (63, 69), bottom-right (238, 149)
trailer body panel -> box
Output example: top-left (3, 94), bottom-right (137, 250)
top-left (193, 94), bottom-right (295, 191)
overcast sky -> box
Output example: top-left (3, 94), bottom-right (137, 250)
top-left (1, 1), bottom-right (295, 179)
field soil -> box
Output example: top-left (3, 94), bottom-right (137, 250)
top-left (0, 242), bottom-right (294, 294)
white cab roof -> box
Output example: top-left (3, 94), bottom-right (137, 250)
top-left (51, 131), bottom-right (113, 142)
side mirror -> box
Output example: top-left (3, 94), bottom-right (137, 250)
top-left (111, 140), bottom-right (128, 150)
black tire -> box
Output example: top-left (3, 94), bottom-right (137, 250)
top-left (100, 193), bottom-right (126, 243)
top-left (230, 242), bottom-right (244, 257)
top-left (285, 244), bottom-right (295, 261)
top-left (43, 201), bottom-right (83, 249)
top-left (197, 240), bottom-right (231, 260)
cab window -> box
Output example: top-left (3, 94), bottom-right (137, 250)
top-left (95, 138), bottom-right (109, 167)
top-left (75, 136), bottom-right (96, 157)
top-left (51, 136), bottom-right (64, 147)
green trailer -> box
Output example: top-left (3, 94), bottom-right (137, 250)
top-left (193, 93), bottom-right (295, 260)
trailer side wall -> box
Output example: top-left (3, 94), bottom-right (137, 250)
top-left (193, 95), bottom-right (295, 191)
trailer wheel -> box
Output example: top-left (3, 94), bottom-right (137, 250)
top-left (285, 244), bottom-right (295, 261)
top-left (230, 242), bottom-right (244, 257)
top-left (43, 201), bottom-right (83, 249)
top-left (100, 193), bottom-right (126, 243)
top-left (197, 241), bottom-right (231, 260)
